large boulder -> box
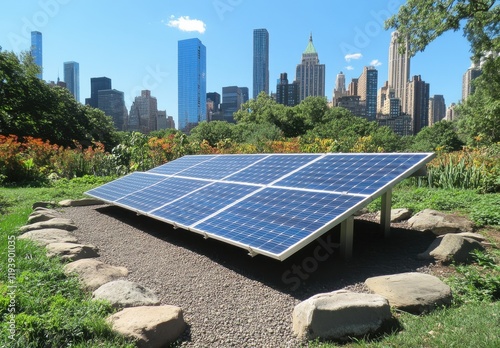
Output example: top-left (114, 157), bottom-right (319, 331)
top-left (63, 259), bottom-right (128, 291)
top-left (375, 208), bottom-right (413, 222)
top-left (19, 218), bottom-right (77, 233)
top-left (17, 229), bottom-right (78, 246)
top-left (418, 234), bottom-right (485, 263)
top-left (107, 305), bottom-right (186, 348)
top-left (292, 290), bottom-right (391, 341)
top-left (93, 280), bottom-right (160, 308)
top-left (365, 272), bottom-right (452, 314)
top-left (58, 198), bottom-right (105, 207)
top-left (407, 209), bottom-right (474, 235)
top-left (46, 242), bottom-right (99, 261)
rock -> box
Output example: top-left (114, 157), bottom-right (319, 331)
top-left (18, 229), bottom-right (79, 246)
top-left (30, 208), bottom-right (59, 215)
top-left (375, 208), bottom-right (412, 222)
top-left (46, 242), bottom-right (99, 261)
top-left (32, 201), bottom-right (57, 209)
top-left (27, 211), bottom-right (59, 224)
top-left (353, 208), bottom-right (369, 216)
top-left (365, 272), bottom-right (452, 314)
top-left (292, 290), bottom-right (391, 341)
top-left (19, 218), bottom-right (77, 233)
top-left (58, 198), bottom-right (105, 207)
top-left (63, 259), bottom-right (128, 291)
top-left (407, 209), bottom-right (474, 235)
top-left (418, 234), bottom-right (485, 263)
top-left (453, 232), bottom-right (487, 242)
top-left (107, 305), bottom-right (186, 347)
top-left (93, 280), bottom-right (160, 308)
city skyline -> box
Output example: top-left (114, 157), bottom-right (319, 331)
top-left (1, 1), bottom-right (473, 128)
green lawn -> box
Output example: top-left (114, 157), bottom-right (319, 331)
top-left (1, 178), bottom-right (499, 347)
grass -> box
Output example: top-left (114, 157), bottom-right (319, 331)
top-left (1, 178), bottom-right (499, 347)
top-left (0, 177), bottom-right (135, 347)
top-left (310, 302), bottom-right (500, 348)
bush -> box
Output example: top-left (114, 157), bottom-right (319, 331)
top-left (446, 250), bottom-right (500, 304)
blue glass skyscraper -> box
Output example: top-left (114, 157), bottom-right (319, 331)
top-left (253, 29), bottom-right (269, 99)
top-left (64, 61), bottom-right (80, 102)
top-left (178, 38), bottom-right (206, 133)
top-left (30, 31), bottom-right (42, 79)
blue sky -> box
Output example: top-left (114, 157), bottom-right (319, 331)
top-left (1, 0), bottom-right (472, 127)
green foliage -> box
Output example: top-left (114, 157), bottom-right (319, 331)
top-left (189, 121), bottom-right (236, 146)
top-left (447, 250), bottom-right (500, 304)
top-left (368, 186), bottom-right (481, 213)
top-left (410, 120), bottom-right (464, 152)
top-left (0, 50), bottom-right (118, 149)
top-left (423, 148), bottom-right (500, 193)
top-left (470, 194), bottom-right (500, 226)
top-left (457, 57), bottom-right (500, 146)
top-left (386, 1), bottom-right (500, 148)
top-left (386, 0), bottom-right (499, 60)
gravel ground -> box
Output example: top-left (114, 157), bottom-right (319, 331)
top-left (61, 205), bottom-right (437, 347)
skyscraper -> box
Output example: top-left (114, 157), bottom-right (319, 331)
top-left (87, 77), bottom-right (112, 108)
top-left (63, 61), bottom-right (80, 102)
top-left (276, 73), bottom-right (300, 107)
top-left (332, 71), bottom-right (347, 105)
top-left (295, 34), bottom-right (325, 102)
top-left (97, 89), bottom-right (127, 131)
top-left (388, 31), bottom-right (410, 112)
top-left (253, 29), bottom-right (269, 99)
top-left (30, 31), bottom-right (43, 79)
top-left (221, 86), bottom-right (243, 123)
top-left (407, 75), bottom-right (430, 134)
top-left (178, 38), bottom-right (207, 133)
top-left (462, 62), bottom-right (482, 101)
top-left (357, 66), bottom-right (378, 121)
top-left (428, 94), bottom-right (446, 125)
top-left (128, 90), bottom-right (159, 133)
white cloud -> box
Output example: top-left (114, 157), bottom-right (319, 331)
top-left (370, 59), bottom-right (382, 67)
top-left (167, 15), bottom-right (206, 34)
top-left (344, 53), bottom-right (362, 62)
top-left (346, 65), bottom-right (354, 71)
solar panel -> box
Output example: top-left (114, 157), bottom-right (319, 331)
top-left (86, 153), bottom-right (435, 260)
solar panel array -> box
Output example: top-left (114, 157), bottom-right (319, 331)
top-left (86, 153), bottom-right (434, 260)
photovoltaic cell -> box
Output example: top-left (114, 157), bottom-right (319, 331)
top-left (115, 177), bottom-right (210, 213)
top-left (223, 154), bottom-right (321, 185)
top-left (194, 188), bottom-right (365, 255)
top-left (85, 152), bottom-right (435, 260)
top-left (274, 154), bottom-right (430, 195)
top-left (150, 183), bottom-right (259, 226)
top-left (177, 154), bottom-right (266, 180)
top-left (148, 155), bottom-right (216, 176)
top-left (85, 172), bottom-right (167, 202)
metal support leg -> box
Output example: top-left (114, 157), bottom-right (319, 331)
top-left (381, 189), bottom-right (392, 237)
top-left (340, 216), bottom-right (354, 259)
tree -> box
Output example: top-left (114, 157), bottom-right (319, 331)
top-left (386, 1), bottom-right (499, 60)
top-left (457, 66), bottom-right (500, 145)
top-left (189, 121), bottom-right (236, 146)
top-left (410, 120), bottom-right (464, 152)
top-left (0, 50), bottom-right (118, 148)
top-left (387, 1), bottom-right (499, 146)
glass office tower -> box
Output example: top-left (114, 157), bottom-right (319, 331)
top-left (64, 61), bottom-right (80, 102)
top-left (253, 28), bottom-right (269, 99)
top-left (178, 38), bottom-right (206, 133)
top-left (31, 31), bottom-right (43, 79)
